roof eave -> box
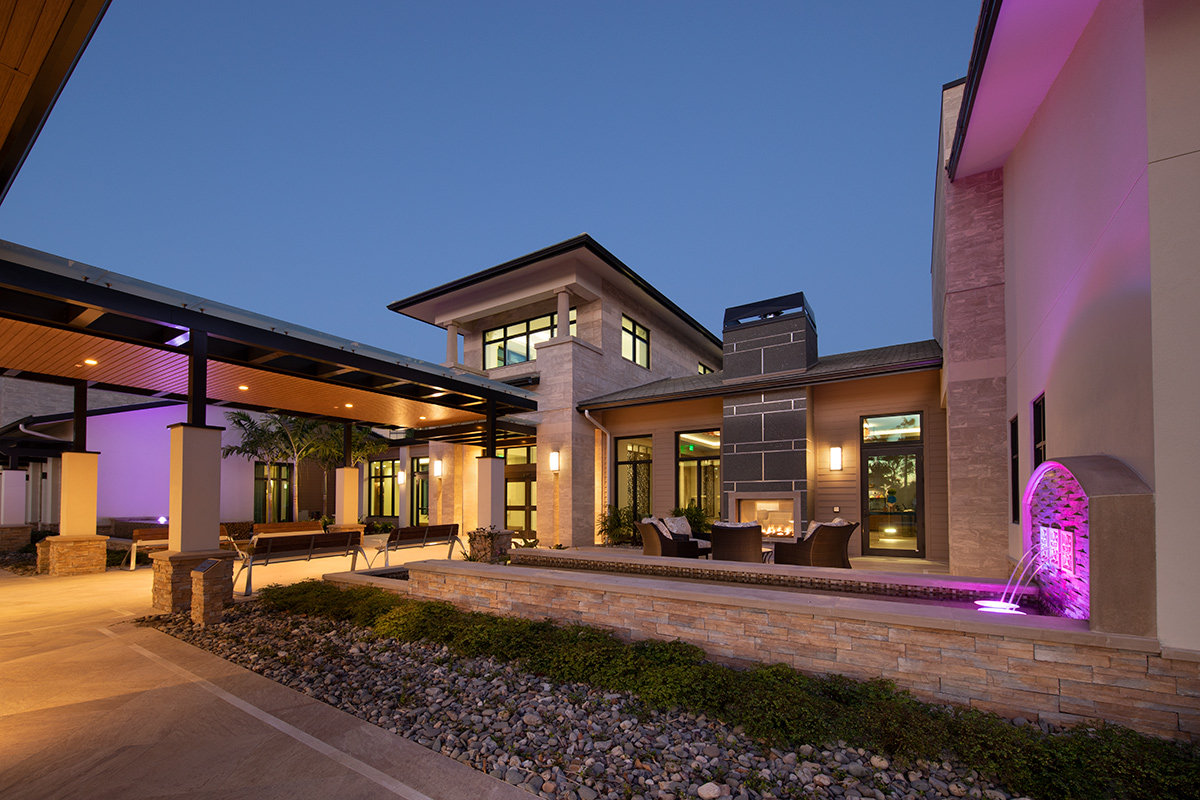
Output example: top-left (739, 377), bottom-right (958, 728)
top-left (388, 234), bottom-right (723, 351)
top-left (946, 0), bottom-right (1003, 182)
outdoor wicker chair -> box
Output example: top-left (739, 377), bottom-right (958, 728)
top-left (709, 522), bottom-right (765, 563)
top-left (773, 522), bottom-right (859, 569)
top-left (637, 521), bottom-right (708, 559)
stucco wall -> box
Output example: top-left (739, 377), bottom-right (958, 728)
top-left (1145, 0), bottom-right (1200, 652)
top-left (1003, 0), bottom-right (1154, 545)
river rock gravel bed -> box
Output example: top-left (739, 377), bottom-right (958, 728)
top-left (149, 603), bottom-right (1029, 800)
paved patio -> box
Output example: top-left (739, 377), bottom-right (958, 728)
top-left (0, 547), bottom-right (527, 800)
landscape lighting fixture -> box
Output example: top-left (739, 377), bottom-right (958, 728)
top-left (829, 446), bottom-right (842, 471)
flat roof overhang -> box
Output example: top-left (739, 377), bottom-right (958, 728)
top-left (947, 0), bottom-right (1102, 180)
top-left (387, 234), bottom-right (723, 355)
top-left (0, 240), bottom-right (537, 436)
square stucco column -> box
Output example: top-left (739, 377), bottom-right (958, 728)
top-left (167, 424), bottom-right (223, 552)
top-left (335, 467), bottom-right (360, 525)
top-left (0, 470), bottom-right (25, 526)
top-left (151, 424), bottom-right (234, 613)
top-left (42, 451), bottom-right (107, 575)
top-left (476, 456), bottom-right (504, 530)
top-left (59, 451), bottom-right (99, 537)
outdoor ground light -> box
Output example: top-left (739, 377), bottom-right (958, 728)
top-left (830, 446), bottom-right (843, 471)
top-left (548, 450), bottom-right (560, 472)
top-left (432, 459), bottom-right (442, 478)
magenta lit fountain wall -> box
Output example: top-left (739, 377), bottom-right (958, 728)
top-left (1023, 461), bottom-right (1090, 620)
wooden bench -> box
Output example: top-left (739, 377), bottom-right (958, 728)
top-left (123, 527), bottom-right (169, 570)
top-left (361, 524), bottom-right (461, 568)
top-left (224, 521), bottom-right (363, 595)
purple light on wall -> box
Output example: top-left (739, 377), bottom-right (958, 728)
top-left (1023, 461), bottom-right (1090, 620)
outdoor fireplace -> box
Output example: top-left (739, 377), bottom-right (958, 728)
top-left (737, 498), bottom-right (795, 537)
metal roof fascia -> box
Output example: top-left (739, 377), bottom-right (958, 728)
top-left (946, 0), bottom-right (1003, 182)
top-left (0, 254), bottom-right (537, 413)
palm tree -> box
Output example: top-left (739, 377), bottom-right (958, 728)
top-left (270, 415), bottom-right (323, 522)
top-left (221, 411), bottom-right (289, 523)
top-left (309, 424), bottom-right (389, 516)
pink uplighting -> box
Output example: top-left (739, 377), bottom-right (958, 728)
top-left (1022, 461), bottom-right (1091, 620)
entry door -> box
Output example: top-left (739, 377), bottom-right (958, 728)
top-left (861, 448), bottom-right (924, 557)
top-left (506, 475), bottom-right (537, 535)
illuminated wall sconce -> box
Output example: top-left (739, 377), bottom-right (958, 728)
top-left (432, 459), bottom-right (443, 478)
top-left (829, 446), bottom-right (843, 471)
top-left (548, 450), bottom-right (560, 472)
top-left (396, 470), bottom-right (406, 485)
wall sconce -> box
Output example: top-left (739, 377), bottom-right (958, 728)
top-left (432, 459), bottom-right (443, 478)
top-left (548, 450), bottom-right (560, 472)
top-left (830, 446), bottom-right (843, 471)
top-left (396, 470), bottom-right (405, 485)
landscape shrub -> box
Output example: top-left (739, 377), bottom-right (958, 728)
top-left (254, 581), bottom-right (1200, 800)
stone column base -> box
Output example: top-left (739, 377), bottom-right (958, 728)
top-left (0, 525), bottom-right (33, 552)
top-left (152, 550), bottom-right (238, 613)
top-left (191, 557), bottom-right (234, 626)
top-left (37, 536), bottom-right (108, 575)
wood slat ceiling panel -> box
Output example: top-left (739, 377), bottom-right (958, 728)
top-left (0, 318), bottom-right (484, 428)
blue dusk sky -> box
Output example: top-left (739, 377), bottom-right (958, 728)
top-left (0, 2), bottom-right (981, 366)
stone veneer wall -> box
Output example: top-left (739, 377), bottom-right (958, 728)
top-left (402, 561), bottom-right (1199, 742)
top-left (0, 525), bottom-right (32, 551)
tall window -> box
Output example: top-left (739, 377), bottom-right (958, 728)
top-left (368, 459), bottom-right (401, 517)
top-left (621, 315), bottom-right (650, 369)
top-left (1032, 394), bottom-right (1046, 468)
top-left (410, 456), bottom-right (429, 525)
top-left (677, 430), bottom-right (720, 519)
top-left (616, 436), bottom-right (652, 518)
top-left (861, 413), bottom-right (924, 557)
top-left (483, 309), bottom-right (576, 368)
top-left (1010, 416), bottom-right (1020, 524)
top-left (254, 462), bottom-right (293, 523)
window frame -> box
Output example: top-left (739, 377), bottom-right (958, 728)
top-left (615, 435), bottom-right (653, 518)
top-left (1032, 394), bottom-right (1046, 468)
top-left (675, 429), bottom-right (721, 519)
top-left (367, 458), bottom-right (401, 517)
top-left (1009, 416), bottom-right (1020, 524)
top-left (621, 315), bottom-right (650, 369)
top-left (482, 309), bottom-right (576, 369)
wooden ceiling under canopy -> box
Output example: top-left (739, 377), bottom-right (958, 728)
top-left (0, 242), bottom-right (538, 439)
top-left (0, 0), bottom-right (110, 205)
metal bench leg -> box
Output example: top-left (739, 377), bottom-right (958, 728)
top-left (124, 542), bottom-right (136, 570)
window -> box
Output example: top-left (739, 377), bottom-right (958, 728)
top-left (616, 436), bottom-right (652, 518)
top-left (676, 430), bottom-right (720, 519)
top-left (483, 309), bottom-right (576, 369)
top-left (1010, 416), bottom-right (1020, 524)
top-left (1032, 394), bottom-right (1046, 468)
top-left (860, 413), bottom-right (924, 557)
top-left (698, 363), bottom-right (714, 375)
top-left (368, 459), bottom-right (401, 517)
top-left (410, 456), bottom-right (429, 525)
top-left (621, 315), bottom-right (650, 369)
top-left (254, 462), bottom-right (293, 523)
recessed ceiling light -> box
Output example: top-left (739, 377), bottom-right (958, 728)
top-left (83, 358), bottom-right (98, 366)
top-left (344, 403), bottom-right (353, 408)
top-left (237, 385), bottom-right (249, 391)
top-left (419, 416), bottom-right (426, 420)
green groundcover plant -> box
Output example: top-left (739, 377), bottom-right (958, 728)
top-left (258, 580), bottom-right (1200, 800)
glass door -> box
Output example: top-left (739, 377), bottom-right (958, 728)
top-left (860, 414), bottom-right (924, 557)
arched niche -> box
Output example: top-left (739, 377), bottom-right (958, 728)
top-left (1022, 456), bottom-right (1155, 637)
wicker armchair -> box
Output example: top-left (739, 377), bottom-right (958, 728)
top-left (773, 522), bottom-right (858, 569)
top-left (637, 521), bottom-right (709, 559)
top-left (709, 522), bottom-right (764, 563)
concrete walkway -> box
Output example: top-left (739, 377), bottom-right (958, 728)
top-left (0, 561), bottom-right (529, 800)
